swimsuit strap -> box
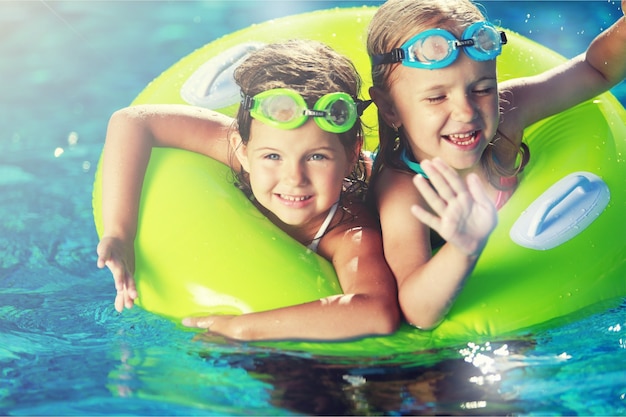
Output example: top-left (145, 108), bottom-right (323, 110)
top-left (307, 201), bottom-right (339, 252)
top-left (494, 175), bottom-right (518, 210)
top-left (400, 148), bottom-right (428, 178)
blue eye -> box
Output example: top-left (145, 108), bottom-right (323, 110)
top-left (309, 154), bottom-right (328, 161)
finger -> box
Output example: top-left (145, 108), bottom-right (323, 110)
top-left (466, 172), bottom-right (494, 207)
top-left (96, 244), bottom-right (109, 269)
top-left (182, 316), bottom-right (215, 329)
top-left (419, 159), bottom-right (456, 202)
top-left (430, 157), bottom-right (467, 194)
top-left (114, 292), bottom-right (124, 313)
top-left (125, 277), bottom-right (138, 300)
top-left (410, 204), bottom-right (441, 231)
top-left (123, 290), bottom-right (135, 310)
top-left (413, 174), bottom-right (447, 214)
top-left (110, 263), bottom-right (127, 291)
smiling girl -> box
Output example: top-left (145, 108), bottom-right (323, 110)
top-left (367, 0), bottom-right (626, 329)
top-left (96, 40), bottom-right (400, 341)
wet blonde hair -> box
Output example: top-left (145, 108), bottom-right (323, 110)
top-left (367, 0), bottom-right (528, 190)
top-left (232, 39), bottom-right (368, 199)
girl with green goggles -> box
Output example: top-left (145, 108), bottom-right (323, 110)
top-left (97, 39), bottom-right (400, 342)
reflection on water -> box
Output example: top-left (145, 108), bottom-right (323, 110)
top-left (1, 1), bottom-right (625, 415)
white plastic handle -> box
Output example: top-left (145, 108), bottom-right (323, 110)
top-left (527, 174), bottom-right (593, 237)
top-left (180, 42), bottom-right (266, 109)
top-left (510, 172), bottom-right (610, 250)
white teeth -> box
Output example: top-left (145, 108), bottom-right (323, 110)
top-left (446, 131), bottom-right (476, 145)
top-left (280, 195), bottom-right (309, 201)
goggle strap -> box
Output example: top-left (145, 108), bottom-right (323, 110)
top-left (456, 39), bottom-right (475, 48)
top-left (356, 99), bottom-right (372, 116)
top-left (303, 109), bottom-right (326, 118)
top-left (241, 93), bottom-right (254, 111)
top-left (499, 31), bottom-right (508, 45)
top-left (371, 48), bottom-right (405, 66)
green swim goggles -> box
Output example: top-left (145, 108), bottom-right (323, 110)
top-left (372, 21), bottom-right (507, 69)
top-left (241, 88), bottom-right (371, 134)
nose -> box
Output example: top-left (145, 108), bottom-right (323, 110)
top-left (282, 160), bottom-right (308, 186)
top-left (452, 94), bottom-right (478, 123)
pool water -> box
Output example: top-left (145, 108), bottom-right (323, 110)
top-left (1, 1), bottom-right (625, 415)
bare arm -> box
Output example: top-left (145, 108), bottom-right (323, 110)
top-left (183, 210), bottom-right (401, 341)
top-left (501, 5), bottom-right (626, 134)
top-left (375, 160), bottom-right (497, 329)
top-left (96, 104), bottom-right (235, 311)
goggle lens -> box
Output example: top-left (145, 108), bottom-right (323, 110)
top-left (464, 22), bottom-right (504, 61)
top-left (259, 94), bottom-right (302, 124)
top-left (408, 33), bottom-right (454, 64)
top-left (314, 93), bottom-right (358, 133)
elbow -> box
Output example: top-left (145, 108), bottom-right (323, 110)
top-left (404, 311), bottom-right (443, 331)
top-left (371, 299), bottom-right (402, 336)
top-left (399, 295), bottom-right (446, 331)
top-left (109, 106), bottom-right (153, 131)
top-left (109, 106), bottom-right (135, 125)
top-left (408, 317), bottom-right (442, 331)
top-left (349, 292), bottom-right (400, 336)
top-left (377, 314), bottom-right (401, 336)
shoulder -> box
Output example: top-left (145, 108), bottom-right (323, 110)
top-left (317, 199), bottom-right (382, 259)
top-left (373, 167), bottom-right (418, 205)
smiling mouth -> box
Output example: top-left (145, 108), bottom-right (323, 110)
top-left (443, 131), bottom-right (478, 146)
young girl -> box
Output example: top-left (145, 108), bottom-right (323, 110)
top-left (96, 39), bottom-right (400, 341)
top-left (366, 0), bottom-right (626, 329)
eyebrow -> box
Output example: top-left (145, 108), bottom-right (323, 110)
top-left (251, 145), bottom-right (340, 154)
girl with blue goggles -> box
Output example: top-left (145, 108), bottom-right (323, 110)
top-left (241, 88), bottom-right (371, 134)
top-left (372, 21), bottom-right (507, 69)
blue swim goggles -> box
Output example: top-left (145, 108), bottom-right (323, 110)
top-left (372, 21), bottom-right (507, 69)
top-left (241, 88), bottom-right (371, 134)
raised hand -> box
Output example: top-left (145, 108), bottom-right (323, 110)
top-left (410, 158), bottom-right (497, 256)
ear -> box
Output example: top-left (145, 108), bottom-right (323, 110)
top-left (369, 86), bottom-right (402, 129)
top-left (230, 131), bottom-right (250, 172)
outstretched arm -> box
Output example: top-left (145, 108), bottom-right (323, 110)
top-left (96, 104), bottom-right (235, 312)
top-left (183, 212), bottom-right (400, 341)
top-left (501, 2), bottom-right (626, 132)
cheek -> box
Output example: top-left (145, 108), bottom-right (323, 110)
top-left (246, 163), bottom-right (274, 191)
top-left (400, 106), bottom-right (442, 134)
top-left (482, 96), bottom-right (500, 128)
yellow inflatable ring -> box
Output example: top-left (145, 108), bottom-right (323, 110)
top-left (93, 7), bottom-right (626, 356)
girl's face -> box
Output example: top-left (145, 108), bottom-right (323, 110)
top-left (235, 119), bottom-right (353, 234)
top-left (378, 53), bottom-right (500, 174)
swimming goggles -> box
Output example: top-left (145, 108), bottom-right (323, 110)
top-left (372, 21), bottom-right (507, 69)
top-left (241, 88), bottom-right (371, 134)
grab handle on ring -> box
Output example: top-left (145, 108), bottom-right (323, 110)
top-left (528, 174), bottom-right (591, 237)
top-left (510, 172), bottom-right (610, 250)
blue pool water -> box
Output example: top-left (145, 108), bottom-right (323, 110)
top-left (1, 1), bottom-right (625, 415)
